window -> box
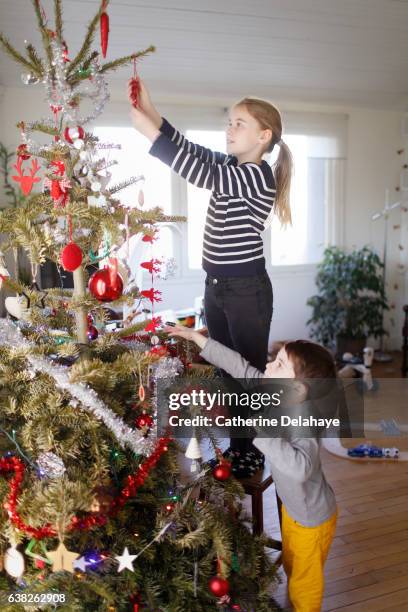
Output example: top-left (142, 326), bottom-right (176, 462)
top-left (92, 127), bottom-right (173, 262)
top-left (270, 134), bottom-right (327, 266)
top-left (186, 130), bottom-right (226, 269)
top-left (182, 117), bottom-right (346, 269)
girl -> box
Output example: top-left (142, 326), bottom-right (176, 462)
top-left (165, 322), bottom-right (339, 612)
top-left (128, 81), bottom-right (293, 477)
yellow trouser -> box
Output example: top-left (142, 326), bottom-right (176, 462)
top-left (281, 504), bottom-right (338, 612)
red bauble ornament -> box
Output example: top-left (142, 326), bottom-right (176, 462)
top-left (87, 325), bottom-right (99, 341)
top-left (60, 242), bottom-right (83, 272)
top-left (88, 266), bottom-right (123, 302)
top-left (208, 576), bottom-right (230, 598)
top-left (212, 462), bottom-right (231, 481)
top-left (135, 413), bottom-right (154, 429)
top-left (17, 144), bottom-right (30, 160)
top-left (64, 126), bottom-right (84, 144)
top-left (130, 76), bottom-right (141, 108)
top-left (100, 9), bottom-right (109, 58)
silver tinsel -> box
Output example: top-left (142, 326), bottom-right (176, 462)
top-left (0, 320), bottom-right (158, 456)
top-left (46, 39), bottom-right (110, 126)
top-left (150, 356), bottom-right (183, 381)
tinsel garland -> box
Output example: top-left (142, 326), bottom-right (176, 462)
top-left (0, 319), bottom-right (181, 456)
top-left (0, 438), bottom-right (171, 539)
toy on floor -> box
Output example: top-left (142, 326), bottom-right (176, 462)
top-left (347, 443), bottom-right (399, 458)
top-left (338, 346), bottom-right (379, 392)
top-left (380, 419), bottom-right (402, 436)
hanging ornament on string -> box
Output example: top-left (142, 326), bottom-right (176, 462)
top-left (25, 539), bottom-right (52, 570)
top-left (4, 545), bottom-right (25, 579)
top-left (21, 72), bottom-right (40, 85)
top-left (64, 126), bottom-right (84, 145)
top-left (185, 435), bottom-right (202, 473)
top-left (129, 57), bottom-right (140, 108)
top-left (16, 143), bottom-right (30, 161)
top-left (142, 229), bottom-right (158, 243)
top-left (141, 259), bottom-right (162, 275)
top-left (144, 316), bottom-right (162, 334)
top-left (46, 541), bottom-right (79, 573)
top-left (141, 288), bottom-right (162, 304)
top-left (208, 557), bottom-right (230, 598)
top-left (134, 412), bottom-right (154, 432)
top-left (12, 157), bottom-right (41, 196)
top-left (60, 243), bottom-right (83, 271)
top-left (212, 448), bottom-right (232, 481)
top-left (89, 230), bottom-right (111, 263)
top-left (100, 0), bottom-right (110, 58)
top-left (88, 258), bottom-right (123, 302)
top-left (87, 322), bottom-right (99, 341)
top-left (44, 160), bottom-right (71, 207)
top-left (60, 216), bottom-right (83, 272)
top-left (137, 360), bottom-right (147, 402)
top-left (36, 451), bottom-right (66, 479)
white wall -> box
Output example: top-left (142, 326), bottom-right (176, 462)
top-left (0, 85), bottom-right (405, 349)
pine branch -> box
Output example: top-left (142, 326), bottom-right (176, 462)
top-left (31, 0), bottom-right (54, 76)
top-left (54, 0), bottom-right (64, 44)
top-left (67, 1), bottom-right (105, 77)
top-left (16, 120), bottom-right (58, 137)
top-left (0, 33), bottom-right (39, 75)
top-left (25, 43), bottom-right (44, 74)
top-left (107, 175), bottom-right (145, 195)
top-left (99, 46), bottom-right (156, 75)
top-left (0, 143), bottom-right (18, 208)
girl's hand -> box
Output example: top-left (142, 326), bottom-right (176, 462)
top-left (129, 105), bottom-right (161, 142)
top-left (164, 323), bottom-right (208, 349)
top-left (127, 79), bottom-right (162, 129)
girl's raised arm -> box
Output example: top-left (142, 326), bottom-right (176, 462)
top-left (159, 118), bottom-right (229, 166)
top-left (149, 133), bottom-right (276, 227)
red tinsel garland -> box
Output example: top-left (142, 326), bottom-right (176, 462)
top-left (0, 437), bottom-right (171, 539)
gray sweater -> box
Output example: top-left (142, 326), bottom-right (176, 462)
top-left (200, 338), bottom-right (337, 527)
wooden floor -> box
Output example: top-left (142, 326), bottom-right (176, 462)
top-left (253, 447), bottom-right (408, 611)
top-left (246, 351), bottom-right (408, 611)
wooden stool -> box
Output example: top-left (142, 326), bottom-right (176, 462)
top-left (239, 464), bottom-right (282, 548)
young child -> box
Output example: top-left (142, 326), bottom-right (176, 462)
top-left (165, 323), bottom-right (338, 612)
top-left (128, 81), bottom-right (293, 477)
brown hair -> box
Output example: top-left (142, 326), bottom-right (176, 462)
top-left (235, 97), bottom-right (293, 226)
top-left (284, 340), bottom-right (337, 400)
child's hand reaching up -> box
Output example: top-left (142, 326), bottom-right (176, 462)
top-left (127, 79), bottom-right (162, 128)
top-left (164, 323), bottom-right (208, 350)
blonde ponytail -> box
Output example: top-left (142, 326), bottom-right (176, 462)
top-left (272, 140), bottom-right (293, 226)
top-left (235, 97), bottom-right (293, 227)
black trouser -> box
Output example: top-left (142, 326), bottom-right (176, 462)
top-left (204, 271), bottom-right (273, 452)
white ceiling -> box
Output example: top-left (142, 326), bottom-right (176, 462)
top-left (1, 0), bottom-right (408, 109)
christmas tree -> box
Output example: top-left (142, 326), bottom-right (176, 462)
top-left (0, 1), bottom-right (279, 610)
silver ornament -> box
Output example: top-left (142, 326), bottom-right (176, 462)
top-left (21, 72), bottom-right (39, 85)
top-left (4, 546), bottom-right (25, 578)
top-left (37, 451), bottom-right (66, 478)
top-left (151, 335), bottom-right (160, 346)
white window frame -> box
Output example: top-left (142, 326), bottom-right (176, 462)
top-left (96, 102), bottom-right (346, 285)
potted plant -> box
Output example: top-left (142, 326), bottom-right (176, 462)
top-left (307, 246), bottom-right (389, 355)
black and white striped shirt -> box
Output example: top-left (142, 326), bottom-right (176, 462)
top-left (149, 118), bottom-right (276, 277)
